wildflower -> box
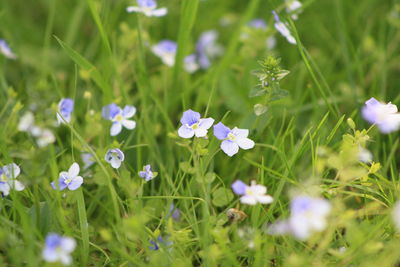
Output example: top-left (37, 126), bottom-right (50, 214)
top-left (358, 147), bottom-right (373, 163)
top-left (0, 39), bottom-right (17, 59)
top-left (272, 11), bottom-right (297, 44)
top-left (362, 97), bottom-right (400, 134)
top-left (126, 0), bottom-right (167, 17)
top-left (151, 40), bottom-right (177, 67)
top-left (57, 98), bottom-right (74, 124)
top-left (285, 0), bottom-right (302, 20)
top-left (393, 201), bottom-right (400, 231)
top-left (149, 236), bottom-right (172, 251)
top-left (268, 195), bottom-right (331, 240)
top-left (51, 163), bottom-right (83, 191)
top-left (169, 203), bottom-right (180, 221)
top-left (34, 128), bottom-right (56, 148)
top-left (102, 104), bottom-right (137, 136)
top-left (196, 30), bottom-right (223, 69)
top-left (178, 109), bottom-right (214, 138)
top-left (213, 122), bottom-right (255, 156)
top-left (0, 163), bottom-right (25, 196)
top-left (105, 148), bottom-right (125, 169)
top-left (231, 180), bottom-right (273, 205)
top-left (184, 54), bottom-right (200, 73)
top-left (18, 112), bottom-right (35, 132)
top-left (139, 164), bottom-right (157, 181)
top-left (42, 233), bottom-right (76, 265)
top-left (81, 153), bottom-right (95, 170)
top-left (248, 19), bottom-right (267, 29)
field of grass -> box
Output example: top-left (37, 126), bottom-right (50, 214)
top-left (1, 0), bottom-right (400, 266)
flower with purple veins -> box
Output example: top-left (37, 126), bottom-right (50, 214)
top-left (178, 109), bottom-right (214, 139)
top-left (0, 39), bottom-right (17, 59)
top-left (126, 0), bottom-right (167, 17)
top-left (231, 180), bottom-right (273, 205)
top-left (139, 164), bottom-right (157, 181)
top-left (272, 11), bottom-right (297, 45)
top-left (57, 98), bottom-right (74, 124)
top-left (105, 148), bottom-right (125, 169)
top-left (362, 97), bottom-right (400, 134)
top-left (0, 163), bottom-right (25, 196)
top-left (42, 233), bottom-right (76, 265)
top-left (213, 122), bottom-right (255, 157)
top-left (102, 103), bottom-right (137, 136)
top-left (151, 40), bottom-right (177, 67)
top-left (196, 30), bottom-right (223, 69)
top-left (51, 163), bottom-right (83, 191)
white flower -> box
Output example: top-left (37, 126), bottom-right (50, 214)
top-left (0, 39), bottom-right (17, 59)
top-left (105, 149), bottom-right (125, 169)
top-left (102, 104), bottom-right (137, 136)
top-left (18, 112), bottom-right (35, 132)
top-left (273, 11), bottom-right (297, 45)
top-left (0, 163), bottom-right (25, 196)
top-left (151, 40), bottom-right (177, 67)
top-left (178, 109), bottom-right (214, 138)
top-left (51, 163), bottom-right (83, 191)
top-left (213, 122), bottom-right (255, 157)
top-left (285, 0), bottom-right (302, 20)
top-left (42, 233), bottom-right (76, 265)
top-left (231, 180), bottom-right (273, 205)
top-left (126, 0), bottom-right (167, 17)
top-left (362, 97), bottom-right (400, 134)
top-left (358, 147), bottom-right (373, 163)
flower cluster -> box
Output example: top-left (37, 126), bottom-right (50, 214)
top-left (18, 111), bottom-right (56, 147)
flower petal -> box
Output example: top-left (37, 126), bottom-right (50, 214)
top-left (151, 7), bottom-right (167, 17)
top-left (194, 128), bottom-right (208, 137)
top-left (178, 125), bottom-right (194, 138)
top-left (61, 237), bottom-right (76, 252)
top-left (122, 119), bottom-right (136, 130)
top-left (240, 195), bottom-right (258, 205)
top-left (68, 163), bottom-right (80, 178)
top-left (231, 127), bottom-right (249, 138)
top-left (213, 122), bottom-right (230, 140)
top-left (231, 180), bottom-right (247, 195)
top-left (0, 182), bottom-right (10, 196)
top-left (220, 140), bottom-right (239, 157)
top-left (9, 180), bottom-right (25, 191)
top-left (122, 105), bottom-right (136, 118)
top-left (126, 6), bottom-right (141, 13)
top-left (236, 137), bottom-right (255, 150)
top-left (42, 248), bottom-right (58, 262)
top-left (110, 122), bottom-right (122, 136)
top-left (180, 109), bottom-right (200, 126)
top-left (3, 163), bottom-right (20, 178)
top-left (67, 176), bottom-right (83, 191)
top-left (256, 195), bottom-right (274, 204)
top-left (110, 158), bottom-right (122, 169)
top-left (199, 118), bottom-right (215, 130)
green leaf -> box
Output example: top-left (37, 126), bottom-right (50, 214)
top-left (212, 187), bottom-right (234, 207)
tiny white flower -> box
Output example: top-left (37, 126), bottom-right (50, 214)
top-left (0, 163), bottom-right (25, 196)
top-left (126, 0), bottom-right (167, 17)
top-left (362, 97), bottom-right (400, 134)
top-left (18, 112), bottom-right (35, 132)
top-left (178, 109), bottom-right (214, 138)
top-left (42, 233), bottom-right (76, 265)
top-left (105, 148), bottom-right (125, 169)
top-left (272, 11), bottom-right (297, 45)
top-left (231, 180), bottom-right (273, 205)
top-left (51, 163), bottom-right (83, 191)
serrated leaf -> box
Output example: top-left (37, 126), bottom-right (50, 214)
top-left (249, 86), bottom-right (267, 98)
top-left (254, 104), bottom-right (268, 116)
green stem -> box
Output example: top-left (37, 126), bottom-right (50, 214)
top-left (76, 188), bottom-right (89, 265)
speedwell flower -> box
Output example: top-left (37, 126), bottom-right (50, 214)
top-left (57, 98), bottom-right (74, 124)
top-left (362, 97), bottom-right (400, 134)
top-left (102, 103), bottom-right (137, 136)
top-left (0, 39), bottom-right (17, 59)
top-left (285, 0), bottom-right (302, 20)
top-left (231, 180), bottom-right (273, 205)
top-left (139, 164), bottom-right (157, 181)
top-left (151, 40), bottom-right (177, 67)
top-left (184, 54), bottom-right (200, 73)
top-left (272, 11), bottom-right (297, 45)
top-left (178, 109), bottom-right (214, 138)
top-left (105, 148), bottom-right (125, 169)
top-left (0, 163), bottom-right (25, 196)
top-left (213, 122), bottom-right (255, 156)
top-left (126, 0), bottom-right (167, 17)
top-left (196, 30), bottom-right (223, 69)
top-left (51, 163), bottom-right (83, 191)
top-left (42, 233), bottom-right (76, 265)
top-left (268, 195), bottom-right (331, 240)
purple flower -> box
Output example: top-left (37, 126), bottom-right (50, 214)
top-left (139, 164), bottom-right (158, 181)
top-left (272, 11), bottom-right (296, 45)
top-left (57, 98), bottom-right (74, 124)
top-left (42, 233), bottom-right (76, 265)
top-left (126, 0), bottom-right (167, 17)
top-left (231, 180), bottom-right (273, 205)
top-left (178, 109), bottom-right (214, 138)
top-left (0, 163), bottom-right (25, 196)
top-left (105, 148), bottom-right (125, 169)
top-left (169, 203), bottom-right (181, 221)
top-left (362, 97), bottom-right (400, 134)
top-left (149, 236), bottom-right (172, 250)
top-left (51, 163), bottom-right (83, 191)
top-left (248, 19), bottom-right (267, 29)
top-left (102, 104), bottom-right (136, 136)
top-left (0, 39), bottom-right (17, 59)
top-left (196, 30), bottom-right (223, 69)
top-left (213, 122), bottom-right (255, 157)
top-left (151, 40), bottom-right (177, 67)
top-left (184, 54), bottom-right (200, 73)
top-left (81, 153), bottom-right (95, 170)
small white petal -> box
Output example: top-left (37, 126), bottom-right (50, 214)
top-left (194, 128), bottom-right (208, 137)
top-left (236, 137), bottom-right (255, 150)
top-left (199, 118), bottom-right (215, 130)
top-left (42, 248), bottom-right (58, 262)
top-left (178, 125), bottom-right (195, 138)
top-left (68, 163), bottom-right (80, 178)
top-left (151, 7), bottom-right (168, 17)
top-left (122, 119), bottom-right (136, 130)
top-left (126, 6), bottom-right (141, 13)
top-left (240, 195), bottom-right (258, 205)
top-left (0, 183), bottom-right (10, 196)
top-left (221, 140), bottom-right (239, 157)
top-left (110, 122), bottom-right (122, 136)
top-left (68, 176), bottom-right (83, 191)
top-left (256, 195), bottom-right (274, 204)
top-left (61, 237), bottom-right (76, 252)
top-left (231, 128), bottom-right (249, 138)
top-left (122, 105), bottom-right (136, 118)
top-left (110, 158), bottom-right (122, 169)
top-left (9, 180), bottom-right (25, 191)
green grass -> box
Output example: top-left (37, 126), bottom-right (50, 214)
top-left (1, 0), bottom-right (400, 266)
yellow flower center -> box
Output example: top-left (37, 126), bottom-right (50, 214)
top-left (0, 174), bottom-right (7, 182)
top-left (227, 133), bottom-right (236, 141)
top-left (191, 123), bottom-right (199, 130)
top-left (114, 114), bottom-right (124, 122)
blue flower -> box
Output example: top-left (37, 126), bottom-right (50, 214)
top-left (213, 122), bottom-right (255, 157)
top-left (0, 39), bottom-right (17, 59)
top-left (184, 54), bottom-right (200, 73)
top-left (81, 153), bottom-right (95, 170)
top-left (126, 0), bottom-right (167, 17)
top-left (0, 163), bottom-right (25, 196)
top-left (231, 180), bottom-right (273, 205)
top-left (51, 163), bottom-right (83, 191)
top-left (42, 233), bottom-right (76, 265)
top-left (362, 97), bottom-right (400, 134)
top-left (169, 203), bottom-right (181, 221)
top-left (196, 30), bottom-right (223, 69)
top-left (102, 104), bottom-right (137, 136)
top-left (57, 98), bottom-right (74, 124)
top-left (105, 148), bottom-right (125, 169)
top-left (248, 19), bottom-right (267, 29)
top-left (149, 236), bottom-right (172, 250)
top-left (139, 164), bottom-right (158, 181)
top-left (272, 11), bottom-right (297, 44)
top-left (151, 40), bottom-right (177, 67)
top-left (178, 109), bottom-right (214, 138)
